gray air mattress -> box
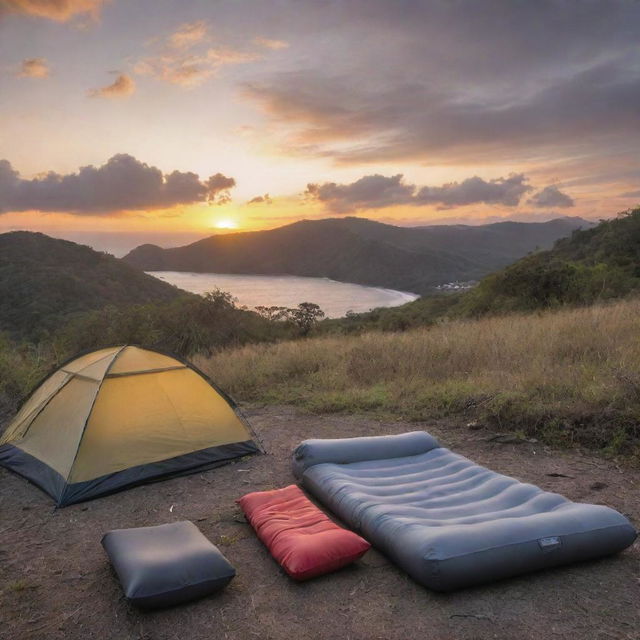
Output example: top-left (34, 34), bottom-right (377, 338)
top-left (292, 431), bottom-right (637, 591)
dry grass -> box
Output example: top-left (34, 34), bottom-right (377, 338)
top-left (199, 298), bottom-right (640, 457)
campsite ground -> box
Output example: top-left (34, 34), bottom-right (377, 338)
top-left (1, 406), bottom-right (638, 640)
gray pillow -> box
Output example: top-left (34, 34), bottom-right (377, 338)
top-left (102, 521), bottom-right (235, 609)
top-left (292, 430), bottom-right (441, 479)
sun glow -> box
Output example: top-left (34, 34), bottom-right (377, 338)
top-left (213, 218), bottom-right (238, 230)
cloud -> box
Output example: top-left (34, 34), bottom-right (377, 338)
top-left (253, 37), bottom-right (288, 50)
top-left (305, 173), bottom-right (533, 213)
top-left (88, 73), bottom-right (135, 99)
top-left (245, 59), bottom-right (640, 166)
top-left (528, 185), bottom-right (574, 208)
top-left (167, 20), bottom-right (208, 49)
top-left (0, 0), bottom-right (106, 21)
top-left (135, 22), bottom-right (261, 88)
top-left (416, 174), bottom-right (532, 208)
top-left (135, 49), bottom-right (260, 88)
top-left (17, 57), bottom-right (49, 78)
top-left (620, 189), bottom-right (640, 198)
top-left (247, 193), bottom-right (273, 205)
top-left (306, 175), bottom-right (414, 213)
top-left (0, 154), bottom-right (236, 214)
top-left (205, 173), bottom-right (236, 205)
top-left (240, 3), bottom-right (640, 166)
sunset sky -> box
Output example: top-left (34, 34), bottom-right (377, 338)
top-left (1, 0), bottom-right (639, 255)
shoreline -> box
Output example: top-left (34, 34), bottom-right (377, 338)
top-left (147, 270), bottom-right (420, 318)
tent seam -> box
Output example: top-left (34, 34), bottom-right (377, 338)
top-left (64, 345), bottom-right (127, 488)
top-left (105, 365), bottom-right (187, 378)
top-left (11, 347), bottom-right (122, 442)
top-left (6, 373), bottom-right (74, 444)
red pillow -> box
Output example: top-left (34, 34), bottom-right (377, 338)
top-left (237, 485), bottom-right (370, 581)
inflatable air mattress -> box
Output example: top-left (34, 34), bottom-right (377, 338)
top-left (292, 431), bottom-right (636, 591)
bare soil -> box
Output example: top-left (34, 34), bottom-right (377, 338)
top-left (1, 406), bottom-right (638, 640)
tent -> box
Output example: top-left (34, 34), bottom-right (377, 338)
top-left (0, 346), bottom-right (261, 506)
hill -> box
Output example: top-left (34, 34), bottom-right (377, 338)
top-left (460, 207), bottom-right (640, 315)
top-left (123, 216), bottom-right (590, 294)
top-left (0, 231), bottom-right (186, 339)
top-left (323, 208), bottom-right (640, 332)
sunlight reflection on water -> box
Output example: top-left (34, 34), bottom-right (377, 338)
top-left (148, 271), bottom-right (419, 318)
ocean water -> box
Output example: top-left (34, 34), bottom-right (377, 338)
top-left (148, 271), bottom-right (419, 319)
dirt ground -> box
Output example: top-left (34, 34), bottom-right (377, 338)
top-left (1, 405), bottom-right (638, 640)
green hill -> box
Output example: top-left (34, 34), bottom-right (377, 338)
top-left (460, 207), bottom-right (640, 316)
top-left (123, 216), bottom-right (590, 294)
top-left (325, 208), bottom-right (640, 332)
top-left (0, 231), bottom-right (186, 339)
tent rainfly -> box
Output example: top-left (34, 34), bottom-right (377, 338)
top-left (0, 346), bottom-right (261, 506)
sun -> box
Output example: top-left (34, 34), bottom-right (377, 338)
top-left (213, 218), bottom-right (238, 230)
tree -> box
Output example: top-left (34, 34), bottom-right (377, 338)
top-left (285, 302), bottom-right (325, 336)
top-left (254, 305), bottom-right (288, 321)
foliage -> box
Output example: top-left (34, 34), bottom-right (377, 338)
top-left (458, 207), bottom-right (640, 316)
top-left (320, 294), bottom-right (461, 334)
top-left (324, 207), bottom-right (640, 333)
top-left (0, 231), bottom-right (183, 341)
top-left (0, 335), bottom-right (53, 420)
top-left (255, 302), bottom-right (325, 336)
top-left (54, 290), bottom-right (293, 358)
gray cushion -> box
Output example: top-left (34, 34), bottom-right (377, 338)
top-left (294, 432), bottom-right (637, 591)
top-left (102, 521), bottom-right (235, 608)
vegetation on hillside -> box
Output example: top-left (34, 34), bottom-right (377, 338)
top-left (458, 207), bottom-right (640, 314)
top-left (202, 297), bottom-right (640, 460)
top-left (323, 207), bottom-right (640, 333)
top-left (0, 336), bottom-right (51, 420)
top-left (0, 231), bottom-right (185, 340)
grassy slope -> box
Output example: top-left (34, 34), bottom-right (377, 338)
top-left (201, 297), bottom-right (640, 458)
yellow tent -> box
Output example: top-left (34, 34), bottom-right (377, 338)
top-left (0, 346), bottom-right (260, 506)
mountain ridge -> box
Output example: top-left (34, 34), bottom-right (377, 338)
top-left (326, 208), bottom-right (640, 331)
top-left (123, 216), bottom-right (593, 294)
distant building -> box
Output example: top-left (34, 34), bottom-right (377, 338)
top-left (434, 280), bottom-right (478, 292)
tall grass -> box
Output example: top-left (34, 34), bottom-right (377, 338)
top-left (0, 337), bottom-right (52, 421)
top-left (200, 297), bottom-right (640, 457)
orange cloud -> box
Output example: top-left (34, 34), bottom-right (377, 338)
top-left (167, 20), bottom-right (208, 49)
top-left (88, 73), bottom-right (135, 99)
top-left (1, 0), bottom-right (106, 21)
top-left (247, 193), bottom-right (272, 205)
top-left (254, 37), bottom-right (289, 51)
top-left (135, 41), bottom-right (260, 88)
top-left (207, 47), bottom-right (260, 65)
top-left (17, 57), bottom-right (50, 78)
top-left (133, 20), bottom-right (268, 88)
